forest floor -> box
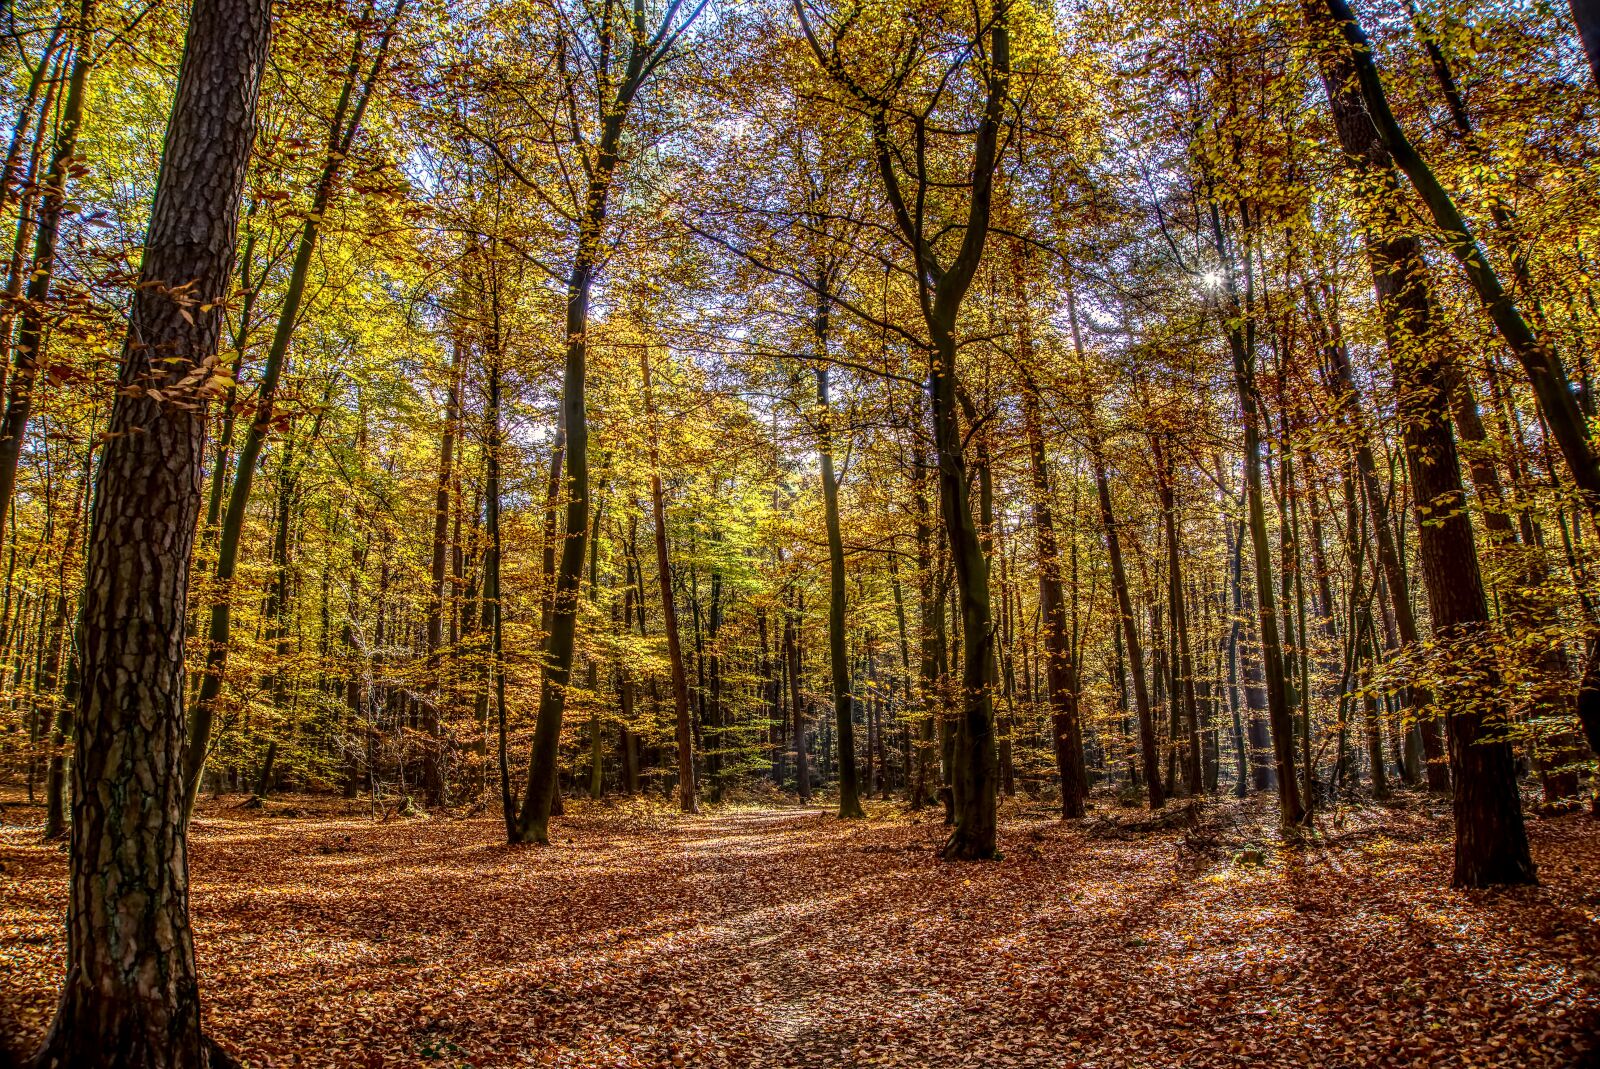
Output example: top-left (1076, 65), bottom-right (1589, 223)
top-left (2, 789), bottom-right (1599, 1068)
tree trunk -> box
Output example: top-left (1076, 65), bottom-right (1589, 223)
top-left (421, 340), bottom-right (462, 807)
top-left (815, 320), bottom-right (863, 818)
top-left (786, 590), bottom-right (809, 804)
top-left (1019, 275), bottom-right (1088, 816)
top-left (1154, 436), bottom-right (1202, 798)
top-left (182, 15), bottom-right (400, 820)
top-left (515, 18), bottom-right (679, 841)
top-left (1093, 445), bottom-right (1164, 809)
top-left (27, 0), bottom-right (270, 1058)
top-left (641, 346), bottom-right (696, 814)
top-left (1307, 0), bottom-right (1534, 884)
top-left (1209, 198), bottom-right (1305, 827)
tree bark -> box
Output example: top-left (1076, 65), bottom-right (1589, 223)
top-left (1208, 198), bottom-right (1306, 828)
top-left (26, 0), bottom-right (270, 1058)
top-left (1306, 0), bottom-right (1534, 884)
top-left (515, 3), bottom-right (700, 841)
top-left (1017, 270), bottom-right (1088, 816)
top-left (814, 299), bottom-right (862, 818)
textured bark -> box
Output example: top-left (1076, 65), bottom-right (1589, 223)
top-left (27, 0), bottom-right (270, 1060)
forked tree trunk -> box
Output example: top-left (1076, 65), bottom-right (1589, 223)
top-left (799, 0), bottom-right (1009, 858)
top-left (516, 6), bottom-right (699, 840)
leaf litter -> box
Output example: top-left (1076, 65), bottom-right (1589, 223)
top-left (1, 793), bottom-right (1597, 1067)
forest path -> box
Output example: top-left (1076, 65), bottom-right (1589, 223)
top-left (3, 795), bottom-right (1598, 1068)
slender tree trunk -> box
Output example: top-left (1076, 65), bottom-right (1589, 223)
top-left (804, 0), bottom-right (1010, 858)
top-left (421, 341), bottom-right (462, 807)
top-left (815, 316), bottom-right (862, 817)
top-left (515, 16), bottom-right (683, 841)
top-left (1093, 445), bottom-right (1164, 809)
top-left (182, 14), bottom-right (401, 819)
top-left (640, 347), bottom-right (696, 814)
top-left (787, 589), bottom-right (809, 803)
top-left (1209, 199), bottom-right (1305, 827)
top-left (1019, 275), bottom-right (1088, 816)
top-left (1154, 437), bottom-right (1202, 798)
top-left (41, 445), bottom-right (91, 840)
top-left (481, 255), bottom-right (514, 840)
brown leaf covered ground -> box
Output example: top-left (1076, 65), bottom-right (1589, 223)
top-left (2, 792), bottom-right (1598, 1068)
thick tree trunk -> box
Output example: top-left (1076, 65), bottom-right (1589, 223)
top-left (1307, 0), bottom-right (1534, 885)
top-left (26, 0), bottom-right (270, 1060)
top-left (929, 327), bottom-right (998, 860)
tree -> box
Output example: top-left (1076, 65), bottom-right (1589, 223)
top-left (514, 0), bottom-right (709, 845)
top-left (25, 0), bottom-right (272, 1059)
top-left (799, 0), bottom-right (1011, 860)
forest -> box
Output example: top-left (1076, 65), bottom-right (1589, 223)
top-left (0, 0), bottom-right (1598, 1062)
